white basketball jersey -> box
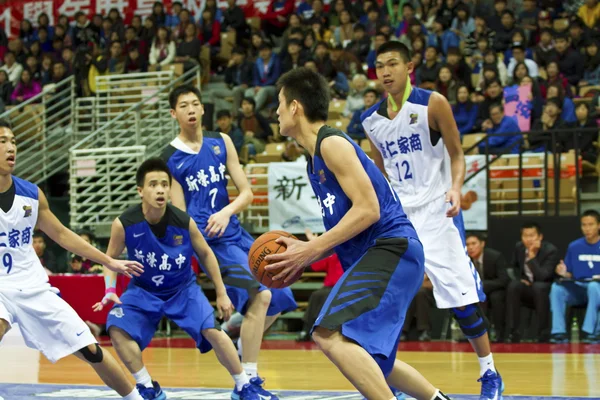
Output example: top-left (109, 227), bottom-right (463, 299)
top-left (0, 176), bottom-right (47, 290)
top-left (361, 88), bottom-right (452, 208)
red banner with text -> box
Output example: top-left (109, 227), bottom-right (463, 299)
top-left (0, 0), bottom-right (284, 38)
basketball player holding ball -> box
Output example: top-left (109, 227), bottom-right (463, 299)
top-left (262, 68), bottom-right (453, 400)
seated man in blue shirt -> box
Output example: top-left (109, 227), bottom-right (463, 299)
top-left (347, 89), bottom-right (379, 140)
top-left (478, 103), bottom-right (521, 155)
top-left (550, 210), bottom-right (600, 344)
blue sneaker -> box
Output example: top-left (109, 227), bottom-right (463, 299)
top-left (478, 369), bottom-right (503, 400)
top-left (231, 383), bottom-right (260, 400)
top-left (137, 381), bottom-right (167, 400)
top-left (249, 376), bottom-right (279, 399)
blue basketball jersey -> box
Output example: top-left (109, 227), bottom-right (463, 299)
top-left (162, 132), bottom-right (241, 244)
top-left (120, 204), bottom-right (195, 298)
top-left (307, 126), bottom-right (418, 270)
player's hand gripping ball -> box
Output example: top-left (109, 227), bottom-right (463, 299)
top-left (248, 230), bottom-right (302, 288)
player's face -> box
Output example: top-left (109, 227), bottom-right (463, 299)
top-left (276, 89), bottom-right (299, 138)
top-left (466, 236), bottom-right (484, 259)
top-left (0, 128), bottom-right (17, 175)
top-left (138, 171), bottom-right (171, 209)
top-left (171, 93), bottom-right (204, 130)
top-left (375, 51), bottom-right (413, 97)
top-left (581, 216), bottom-right (599, 240)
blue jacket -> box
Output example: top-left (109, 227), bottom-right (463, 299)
top-left (253, 54), bottom-right (281, 87)
top-left (453, 102), bottom-right (479, 136)
top-left (479, 116), bottom-right (522, 153)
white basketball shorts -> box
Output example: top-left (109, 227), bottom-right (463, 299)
top-left (0, 285), bottom-right (96, 363)
top-left (404, 195), bottom-right (485, 309)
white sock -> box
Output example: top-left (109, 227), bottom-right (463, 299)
top-left (232, 372), bottom-right (250, 391)
top-left (478, 353), bottom-right (496, 376)
top-left (237, 339), bottom-right (243, 359)
top-left (242, 362), bottom-right (257, 379)
top-left (132, 366), bottom-right (153, 388)
top-left (122, 387), bottom-right (144, 400)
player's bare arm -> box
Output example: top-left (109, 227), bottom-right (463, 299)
top-left (36, 189), bottom-right (144, 277)
top-left (205, 134), bottom-right (254, 238)
top-left (189, 217), bottom-right (233, 321)
top-left (170, 178), bottom-right (186, 211)
top-left (367, 136), bottom-right (387, 176)
top-left (92, 218), bottom-right (127, 312)
top-left (429, 92), bottom-right (466, 217)
top-left (266, 136), bottom-right (380, 281)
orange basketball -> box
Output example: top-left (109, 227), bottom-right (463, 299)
top-left (248, 230), bottom-right (300, 289)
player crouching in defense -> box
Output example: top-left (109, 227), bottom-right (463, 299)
top-left (264, 68), bottom-right (452, 400)
top-left (0, 120), bottom-right (147, 400)
top-left (93, 158), bottom-right (263, 400)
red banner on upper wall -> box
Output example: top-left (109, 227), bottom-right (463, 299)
top-left (0, 0), bottom-right (291, 38)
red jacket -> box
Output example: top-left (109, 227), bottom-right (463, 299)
top-left (310, 253), bottom-right (344, 287)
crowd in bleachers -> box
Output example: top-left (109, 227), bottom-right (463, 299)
top-left (0, 0), bottom-right (598, 162)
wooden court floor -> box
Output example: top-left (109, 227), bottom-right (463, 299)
top-left (2, 338), bottom-right (600, 398)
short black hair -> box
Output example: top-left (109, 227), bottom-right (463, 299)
top-left (489, 102), bottom-right (504, 112)
top-left (466, 231), bottom-right (486, 242)
top-left (136, 158), bottom-right (172, 187)
top-left (582, 209), bottom-right (600, 223)
top-left (376, 41), bottom-right (411, 63)
top-left (168, 84), bottom-right (202, 109)
top-left (216, 109), bottom-right (232, 119)
top-left (364, 88), bottom-right (379, 97)
top-left (545, 97), bottom-right (562, 109)
top-left (0, 120), bottom-right (12, 129)
top-left (33, 230), bottom-right (45, 240)
top-left (521, 221), bottom-right (542, 234)
top-left (277, 67), bottom-right (329, 123)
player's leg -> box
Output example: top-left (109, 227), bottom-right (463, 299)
top-left (106, 286), bottom-right (166, 400)
top-left (3, 289), bottom-right (143, 400)
top-left (312, 238), bottom-right (446, 400)
top-left (164, 282), bottom-right (255, 400)
top-left (72, 344), bottom-right (143, 400)
top-left (0, 297), bottom-right (14, 342)
top-left (386, 359), bottom-right (449, 400)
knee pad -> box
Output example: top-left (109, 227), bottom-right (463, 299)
top-left (452, 304), bottom-right (489, 339)
top-left (78, 344), bottom-right (104, 364)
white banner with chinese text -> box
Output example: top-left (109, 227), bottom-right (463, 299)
top-left (268, 162), bottom-right (325, 234)
top-left (461, 155), bottom-right (487, 231)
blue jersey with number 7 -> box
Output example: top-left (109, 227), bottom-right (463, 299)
top-left (162, 131), bottom-right (241, 244)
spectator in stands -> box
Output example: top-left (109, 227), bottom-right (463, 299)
top-left (564, 102), bottom-right (599, 162)
top-left (328, 0), bottom-right (346, 27)
top-left (124, 26), bottom-right (148, 59)
top-left (53, 24), bottom-right (72, 50)
top-left (436, 65), bottom-right (458, 104)
top-left (506, 222), bottom-right (559, 343)
top-left (479, 103), bottom-right (522, 154)
top-left (33, 231), bottom-right (57, 274)
top-left (176, 24), bottom-right (202, 72)
top-left (297, 228), bottom-right (344, 342)
top-left (1, 51), bottom-right (23, 86)
top-left (238, 97), bottom-right (274, 161)
top-left (247, 43), bottom-right (280, 112)
top-left (401, 273), bottom-right (434, 342)
top-left (445, 47), bottom-right (472, 88)
top-left (125, 46), bottom-right (148, 73)
top-left (10, 69), bottom-right (41, 104)
top-left (334, 10), bottom-right (354, 47)
top-left (578, 0), bottom-right (600, 29)
top-left (519, 0), bottom-right (540, 44)
top-left (51, 61), bottom-right (70, 85)
top-left (61, 48), bottom-right (75, 74)
top-left (36, 27), bottom-right (52, 53)
top-left (166, 1), bottom-right (184, 28)
top-left (529, 98), bottom-right (569, 151)
top-left (476, 78), bottom-right (505, 129)
top-left (198, 8), bottom-right (222, 51)
top-left (546, 83), bottom-right (577, 123)
top-left (8, 39), bottom-right (27, 66)
top-left (173, 8), bottom-right (192, 41)
top-left (148, 2), bottom-right (167, 27)
top-left (149, 27), bottom-right (176, 68)
top-left (416, 0), bottom-right (440, 28)
top-left (140, 16), bottom-right (157, 43)
top-left (39, 54), bottom-right (53, 86)
top-left (534, 28), bottom-right (557, 69)
top-left (464, 15), bottom-right (495, 57)
top-left (347, 88), bottom-right (379, 140)
top-left (367, 31), bottom-right (389, 79)
top-left (19, 19), bottom-right (35, 46)
top-left (281, 39), bottom-right (309, 74)
top-left (507, 42), bottom-right (539, 79)
top-left (345, 24), bottom-right (370, 60)
top-left (216, 109), bottom-right (244, 155)
top-left (210, 46), bottom-right (253, 117)
top-left (569, 20), bottom-right (588, 55)
top-left (0, 71), bottom-right (11, 110)
top-left (98, 41), bottom-right (125, 74)
top-left (550, 210), bottom-right (600, 343)
top-left (554, 32), bottom-right (585, 86)
top-left (343, 74), bottom-right (368, 118)
top-left (222, 0), bottom-right (249, 45)
top-left (262, 0), bottom-right (295, 38)
top-left (330, 45), bottom-right (361, 78)
top-left (451, 3), bottom-right (476, 38)
top-left (35, 13), bottom-right (55, 41)
top-left (580, 39), bottom-right (600, 87)
top-left (427, 17), bottom-right (460, 57)
top-left (495, 11), bottom-right (522, 53)
top-left (454, 84), bottom-right (479, 137)
top-left (466, 232), bottom-right (510, 342)
top-left (478, 50), bottom-right (509, 88)
top-left (416, 46), bottom-right (441, 89)
top-left (107, 8), bottom-right (126, 41)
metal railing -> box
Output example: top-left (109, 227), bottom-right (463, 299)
top-left (0, 76), bottom-right (76, 184)
top-left (69, 66), bottom-right (201, 233)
